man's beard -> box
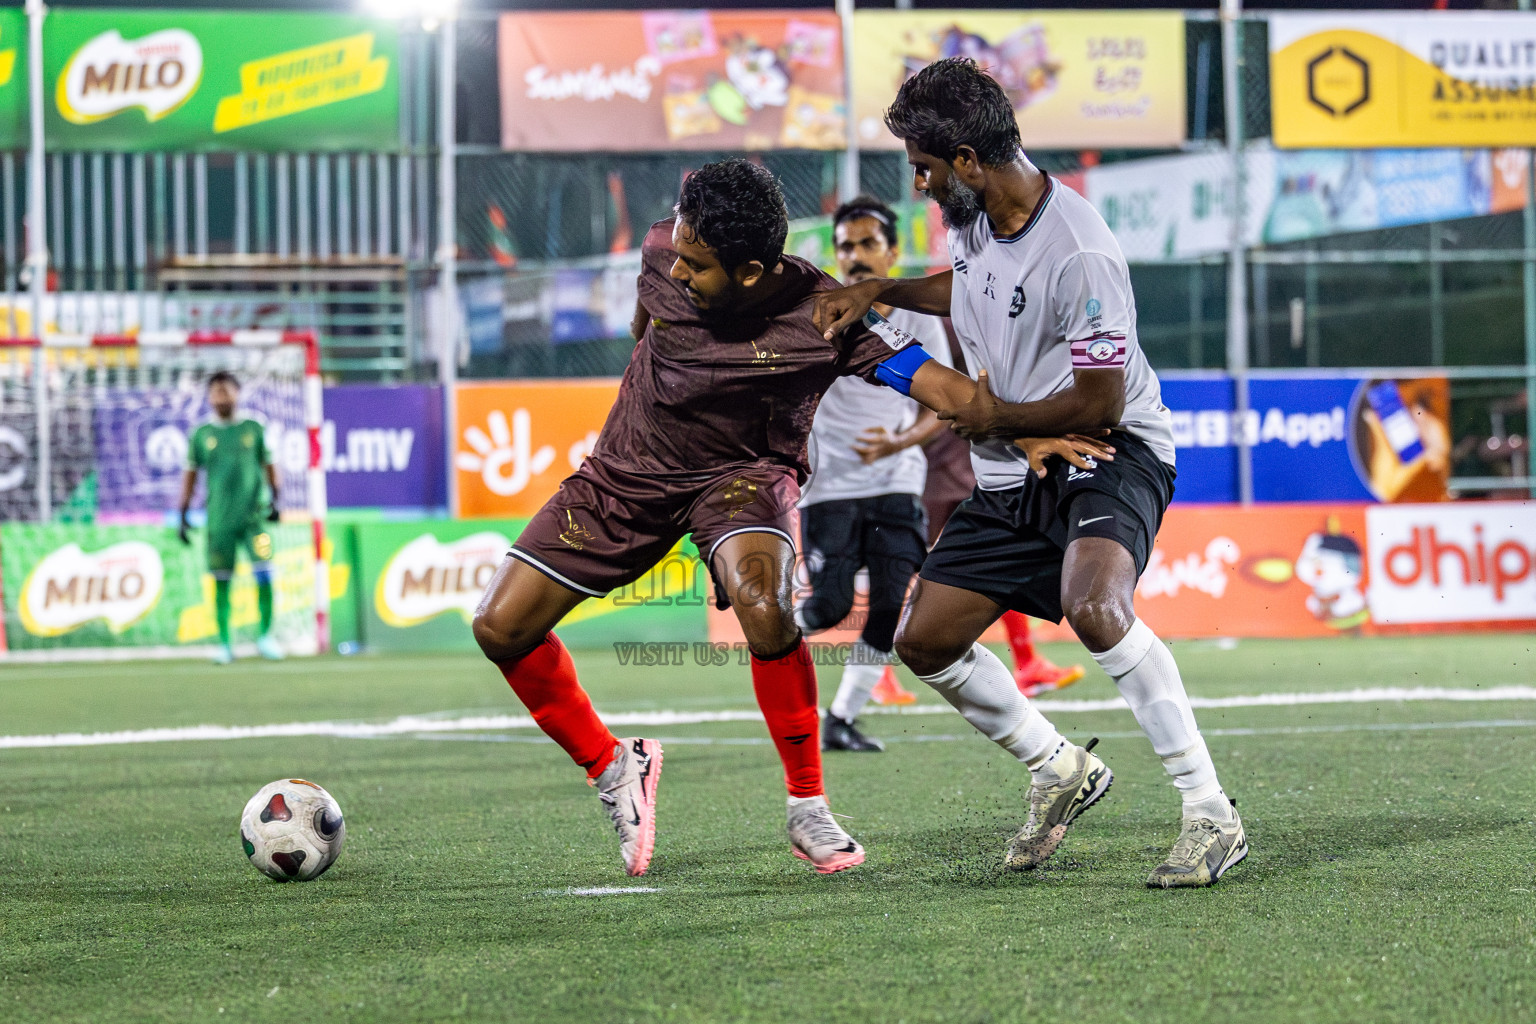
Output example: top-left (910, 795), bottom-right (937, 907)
top-left (934, 178), bottom-right (982, 229)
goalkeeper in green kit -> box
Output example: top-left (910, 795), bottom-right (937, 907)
top-left (178, 371), bottom-right (284, 664)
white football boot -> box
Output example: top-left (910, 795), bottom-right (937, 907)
top-left (1004, 738), bottom-right (1114, 871)
top-left (591, 738), bottom-right (663, 877)
top-left (787, 796), bottom-right (865, 874)
top-left (1147, 803), bottom-right (1248, 889)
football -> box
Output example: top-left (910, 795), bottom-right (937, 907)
top-left (239, 779), bottom-right (346, 882)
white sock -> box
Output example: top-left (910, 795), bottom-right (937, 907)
top-left (1093, 620), bottom-right (1233, 822)
top-left (916, 643), bottom-right (1062, 763)
top-left (829, 641), bottom-right (888, 722)
top-left (787, 794), bottom-right (826, 810)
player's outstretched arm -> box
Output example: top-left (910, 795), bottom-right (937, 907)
top-left (905, 357), bottom-right (980, 415)
top-left (816, 270), bottom-right (953, 341)
top-left (940, 368), bottom-right (1126, 442)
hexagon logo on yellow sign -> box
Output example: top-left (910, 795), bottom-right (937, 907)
top-left (1270, 13), bottom-right (1536, 149)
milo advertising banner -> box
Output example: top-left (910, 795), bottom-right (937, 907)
top-left (45, 10), bottom-right (398, 151)
top-left (0, 521), bottom-right (317, 657)
top-left (355, 519), bottom-right (708, 652)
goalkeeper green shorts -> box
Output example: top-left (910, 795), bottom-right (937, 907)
top-left (206, 520), bottom-right (275, 580)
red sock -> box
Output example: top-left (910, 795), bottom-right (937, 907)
top-left (495, 633), bottom-right (617, 778)
top-left (751, 640), bottom-right (824, 799)
top-left (1001, 610), bottom-right (1035, 668)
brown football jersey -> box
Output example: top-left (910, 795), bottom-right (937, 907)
top-left (588, 219), bottom-right (909, 483)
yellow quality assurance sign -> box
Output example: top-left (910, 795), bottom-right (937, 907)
top-left (1270, 13), bottom-right (1536, 149)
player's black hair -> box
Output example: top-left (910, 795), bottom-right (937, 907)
top-left (675, 159), bottom-right (788, 273)
top-left (884, 57), bottom-right (1022, 168)
top-left (207, 370), bottom-right (240, 390)
top-left (832, 195), bottom-right (899, 249)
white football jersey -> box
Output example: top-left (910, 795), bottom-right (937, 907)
top-left (947, 177), bottom-right (1175, 491)
top-left (800, 306), bottom-right (953, 507)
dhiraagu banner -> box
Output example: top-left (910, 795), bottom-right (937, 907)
top-left (44, 9), bottom-right (398, 151)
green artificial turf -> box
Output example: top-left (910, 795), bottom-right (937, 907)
top-left (1, 635), bottom-right (1533, 1023)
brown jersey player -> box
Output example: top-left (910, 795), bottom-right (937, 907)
top-left (471, 160), bottom-right (1108, 878)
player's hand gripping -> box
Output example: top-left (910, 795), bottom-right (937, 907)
top-left (814, 279), bottom-right (884, 340)
top-left (1014, 432), bottom-right (1117, 480)
top-left (939, 369), bottom-right (1003, 442)
top-left (177, 511), bottom-right (191, 547)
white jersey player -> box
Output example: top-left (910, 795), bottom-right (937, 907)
top-left (797, 197), bottom-right (952, 752)
top-left (815, 57), bottom-right (1247, 889)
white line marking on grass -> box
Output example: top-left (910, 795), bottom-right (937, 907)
top-left (4, 686), bottom-right (1535, 750)
top-left (543, 886), bottom-right (661, 896)
top-left (399, 720), bottom-right (1536, 746)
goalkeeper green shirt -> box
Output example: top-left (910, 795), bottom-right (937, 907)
top-left (188, 418), bottom-right (271, 533)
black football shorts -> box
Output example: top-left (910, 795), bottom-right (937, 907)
top-left (917, 430), bottom-right (1175, 622)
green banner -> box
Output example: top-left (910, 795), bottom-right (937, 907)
top-left (0, 10), bottom-right (26, 150)
top-left (354, 519), bottom-right (709, 653)
top-left (0, 521), bottom-right (316, 653)
top-left (44, 9), bottom-right (398, 152)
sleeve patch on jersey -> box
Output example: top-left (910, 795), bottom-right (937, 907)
top-left (862, 309), bottom-right (918, 351)
top-left (1070, 333), bottom-right (1127, 368)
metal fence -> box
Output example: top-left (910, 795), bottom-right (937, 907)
top-left (0, 7), bottom-right (1531, 494)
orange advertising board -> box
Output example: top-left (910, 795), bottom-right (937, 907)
top-left (1491, 149), bottom-right (1531, 216)
top-left (711, 504), bottom-right (1399, 646)
top-left (453, 379), bottom-right (619, 519)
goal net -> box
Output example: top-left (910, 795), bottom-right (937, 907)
top-left (0, 331), bottom-right (329, 661)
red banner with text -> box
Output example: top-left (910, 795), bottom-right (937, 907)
top-left (499, 10), bottom-right (846, 152)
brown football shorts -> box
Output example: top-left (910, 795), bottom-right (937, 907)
top-left (509, 457), bottom-right (799, 607)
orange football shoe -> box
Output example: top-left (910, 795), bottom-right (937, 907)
top-left (1014, 654), bottom-right (1085, 699)
top-left (869, 665), bottom-right (918, 706)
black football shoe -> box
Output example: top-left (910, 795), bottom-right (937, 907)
top-left (821, 711), bottom-right (885, 752)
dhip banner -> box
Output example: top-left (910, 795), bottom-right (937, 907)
top-left (1269, 13), bottom-right (1536, 149)
top-left (498, 10), bottom-right (846, 152)
top-left (454, 380), bottom-right (619, 519)
top-left (321, 386), bottom-right (445, 511)
top-left (1159, 375), bottom-right (1450, 504)
top-left (851, 11), bottom-right (1185, 151)
top-left (44, 9), bottom-right (398, 151)
top-left (1023, 501), bottom-right (1536, 643)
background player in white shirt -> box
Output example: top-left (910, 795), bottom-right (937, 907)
top-left (799, 196), bottom-right (946, 752)
top-left (816, 58), bottom-right (1246, 888)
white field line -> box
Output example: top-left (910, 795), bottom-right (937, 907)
top-left (400, 718), bottom-right (1536, 747)
top-left (3, 685), bottom-right (1536, 751)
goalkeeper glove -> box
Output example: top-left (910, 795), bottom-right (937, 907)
top-left (266, 502), bottom-right (281, 523)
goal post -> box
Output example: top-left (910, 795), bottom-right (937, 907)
top-left (0, 330), bottom-right (330, 660)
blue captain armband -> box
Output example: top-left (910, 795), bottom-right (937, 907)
top-left (873, 343), bottom-right (934, 396)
